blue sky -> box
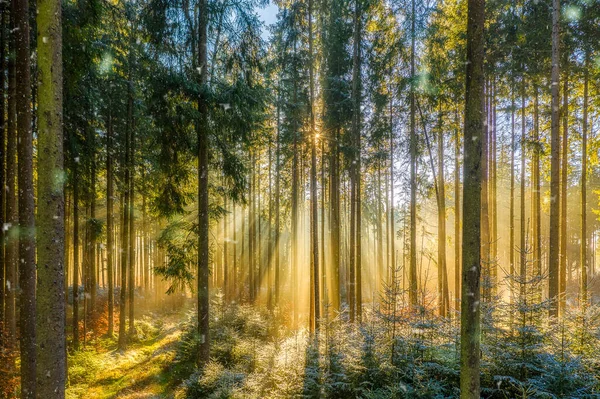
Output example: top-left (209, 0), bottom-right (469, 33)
top-left (258, 1), bottom-right (278, 39)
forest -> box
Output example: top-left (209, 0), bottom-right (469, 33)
top-left (0, 0), bottom-right (600, 397)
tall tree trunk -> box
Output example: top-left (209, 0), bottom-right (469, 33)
top-left (197, 0), bottom-right (210, 365)
top-left (481, 81), bottom-right (490, 302)
top-left (308, 0), bottom-right (320, 333)
top-left (509, 81), bottom-right (515, 310)
top-left (90, 132), bottom-right (97, 316)
top-left (409, 0), bottom-right (418, 309)
top-left (128, 83), bottom-right (135, 335)
top-left (275, 97), bottom-right (281, 305)
top-left (0, 6), bottom-right (6, 336)
top-left (118, 98), bottom-right (130, 350)
top-left (559, 67), bottom-right (568, 314)
top-left (14, 0), bottom-right (36, 392)
top-left (73, 166), bottom-right (81, 351)
top-left (490, 81), bottom-right (497, 295)
top-left (548, 0), bottom-right (560, 317)
top-left (460, 0), bottom-right (484, 396)
top-left (5, 8), bottom-right (17, 359)
top-left (454, 106), bottom-right (461, 311)
top-left (580, 53), bottom-right (589, 308)
top-left (438, 111), bottom-right (448, 317)
top-left (520, 79), bottom-right (527, 302)
top-left (389, 96), bottom-right (395, 291)
top-left (532, 85), bottom-right (541, 299)
top-left (36, 0), bottom-right (66, 390)
top-left (107, 106), bottom-right (115, 337)
top-left (353, 0), bottom-right (362, 323)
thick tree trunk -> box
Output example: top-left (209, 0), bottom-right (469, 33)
top-left (460, 0), bottom-right (484, 396)
top-left (36, 0), bottom-right (66, 391)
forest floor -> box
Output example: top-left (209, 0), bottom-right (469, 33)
top-left (66, 306), bottom-right (191, 399)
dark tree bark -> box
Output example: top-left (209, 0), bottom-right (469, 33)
top-left (73, 165), bottom-right (81, 351)
top-left (5, 12), bottom-right (17, 355)
top-left (14, 0), bottom-right (36, 392)
top-left (197, 0), bottom-right (210, 365)
top-left (0, 6), bottom-right (6, 335)
top-left (107, 106), bottom-right (115, 337)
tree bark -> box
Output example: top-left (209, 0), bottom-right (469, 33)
top-left (197, 0), bottom-right (210, 365)
top-left (409, 0), bottom-right (418, 309)
top-left (14, 0), bottom-right (37, 392)
top-left (548, 0), bottom-right (560, 317)
top-left (36, 0), bottom-right (66, 391)
top-left (580, 53), bottom-right (589, 308)
top-left (460, 0), bottom-right (484, 396)
top-left (559, 67), bottom-right (568, 314)
top-left (308, 0), bottom-right (320, 333)
top-left (107, 106), bottom-right (115, 337)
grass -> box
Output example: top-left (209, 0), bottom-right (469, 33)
top-left (66, 307), bottom-right (191, 399)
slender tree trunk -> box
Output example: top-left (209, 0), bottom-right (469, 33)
top-left (73, 166), bottom-right (81, 351)
top-left (409, 0), bottom-right (418, 309)
top-left (36, 0), bottom-right (66, 390)
top-left (90, 136), bottom-right (97, 316)
top-left (509, 81), bottom-right (515, 309)
top-left (14, 0), bottom-right (36, 391)
top-left (128, 83), bottom-right (135, 335)
top-left (454, 106), bottom-right (461, 311)
top-left (548, 0), bottom-right (560, 317)
top-left (5, 8), bottom-right (17, 359)
top-left (197, 0), bottom-right (210, 365)
top-left (353, 0), bottom-right (362, 323)
top-left (490, 81), bottom-right (497, 295)
top-left (481, 81), bottom-right (490, 302)
top-left (118, 109), bottom-right (129, 350)
top-left (580, 54), bottom-right (589, 308)
top-left (389, 96), bottom-right (395, 291)
top-left (438, 111), bottom-right (448, 317)
top-left (559, 67), bottom-right (568, 314)
top-left (308, 0), bottom-right (320, 333)
top-left (460, 0), bottom-right (484, 396)
top-left (107, 107), bottom-right (114, 337)
top-left (520, 78), bottom-right (527, 302)
top-left (0, 7), bottom-right (6, 336)
top-left (275, 97), bottom-right (281, 305)
top-left (532, 85), bottom-right (541, 299)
